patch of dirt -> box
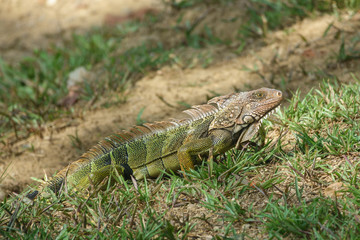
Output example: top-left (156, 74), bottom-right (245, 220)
top-left (0, 0), bottom-right (160, 63)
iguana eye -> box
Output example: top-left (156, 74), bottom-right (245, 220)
top-left (254, 92), bottom-right (265, 98)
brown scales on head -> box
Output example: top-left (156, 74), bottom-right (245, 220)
top-left (208, 88), bottom-right (283, 149)
top-left (209, 88), bottom-right (282, 128)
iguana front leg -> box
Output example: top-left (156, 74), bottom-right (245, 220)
top-left (177, 130), bottom-right (233, 173)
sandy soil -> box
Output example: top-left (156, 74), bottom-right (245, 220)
top-left (0, 0), bottom-right (160, 62)
top-left (0, 0), bottom-right (359, 202)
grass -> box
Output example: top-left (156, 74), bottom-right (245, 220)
top-left (1, 80), bottom-right (359, 238)
top-left (256, 80), bottom-right (360, 239)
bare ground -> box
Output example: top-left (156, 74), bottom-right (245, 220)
top-left (0, 0), bottom-right (160, 62)
top-left (0, 0), bottom-right (359, 214)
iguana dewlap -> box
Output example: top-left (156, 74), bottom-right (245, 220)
top-left (28, 88), bottom-right (282, 199)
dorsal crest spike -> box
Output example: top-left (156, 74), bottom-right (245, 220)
top-left (183, 104), bottom-right (218, 120)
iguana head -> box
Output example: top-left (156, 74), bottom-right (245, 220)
top-left (208, 88), bottom-right (283, 148)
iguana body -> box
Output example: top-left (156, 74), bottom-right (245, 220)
top-left (28, 88), bottom-right (282, 199)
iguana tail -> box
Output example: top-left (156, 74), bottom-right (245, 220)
top-left (26, 132), bottom-right (139, 199)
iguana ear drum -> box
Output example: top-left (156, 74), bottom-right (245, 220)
top-left (242, 115), bottom-right (254, 123)
top-left (234, 114), bottom-right (253, 125)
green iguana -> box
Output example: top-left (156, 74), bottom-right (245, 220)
top-left (28, 88), bottom-right (283, 199)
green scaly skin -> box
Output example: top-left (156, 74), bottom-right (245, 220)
top-left (27, 88), bottom-right (283, 199)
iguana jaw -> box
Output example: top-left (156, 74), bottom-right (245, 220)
top-left (233, 104), bottom-right (280, 133)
